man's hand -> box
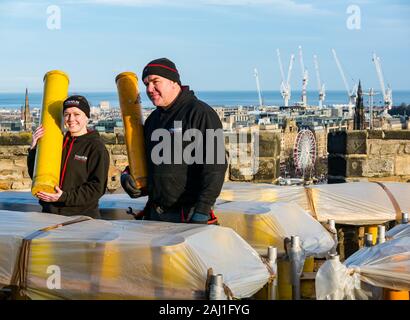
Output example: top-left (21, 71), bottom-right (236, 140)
top-left (121, 172), bottom-right (144, 198)
top-left (36, 186), bottom-right (63, 202)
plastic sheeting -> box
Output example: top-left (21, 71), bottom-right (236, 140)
top-left (0, 210), bottom-right (270, 300)
top-left (219, 182), bottom-right (410, 225)
top-left (382, 182), bottom-right (410, 214)
top-left (219, 182), bottom-right (307, 205)
top-left (216, 201), bottom-right (335, 257)
top-left (2, 181), bottom-right (409, 224)
top-left (386, 223), bottom-right (410, 240)
top-left (306, 183), bottom-right (396, 224)
top-left (0, 191), bottom-right (148, 220)
top-left (316, 236), bottom-right (410, 300)
top-left (0, 192), bottom-right (334, 283)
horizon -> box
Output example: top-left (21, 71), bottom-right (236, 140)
top-left (3, 89), bottom-right (410, 94)
top-left (2, 89), bottom-right (410, 109)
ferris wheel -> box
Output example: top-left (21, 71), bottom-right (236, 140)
top-left (293, 129), bottom-right (317, 176)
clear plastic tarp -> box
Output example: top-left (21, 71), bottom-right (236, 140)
top-left (386, 223), bottom-right (410, 240)
top-left (307, 182), bottom-right (402, 225)
top-left (0, 210), bottom-right (270, 300)
top-left (219, 182), bottom-right (307, 205)
top-left (219, 182), bottom-right (410, 225)
top-left (316, 236), bottom-right (410, 300)
top-left (2, 181), bottom-right (409, 224)
top-left (0, 191), bottom-right (148, 220)
top-left (216, 201), bottom-right (335, 257)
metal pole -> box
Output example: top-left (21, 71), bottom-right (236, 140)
top-left (328, 219), bottom-right (338, 255)
top-left (209, 274), bottom-right (226, 300)
top-left (376, 225), bottom-right (386, 244)
top-left (328, 253), bottom-right (340, 300)
top-left (328, 253), bottom-right (340, 261)
top-left (402, 212), bottom-right (409, 224)
top-left (267, 246), bottom-right (278, 300)
top-left (365, 233), bottom-right (373, 247)
top-left (290, 235), bottom-right (302, 300)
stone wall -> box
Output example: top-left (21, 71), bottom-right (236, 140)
top-left (328, 130), bottom-right (410, 183)
top-left (226, 129), bottom-right (281, 183)
top-left (0, 133), bottom-right (32, 190)
top-left (0, 130), bottom-right (282, 191)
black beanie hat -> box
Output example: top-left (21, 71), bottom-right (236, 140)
top-left (142, 58), bottom-right (181, 84)
top-left (63, 95), bottom-right (90, 118)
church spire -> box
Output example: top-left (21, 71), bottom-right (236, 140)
top-left (353, 80), bottom-right (365, 130)
top-left (23, 88), bottom-right (31, 131)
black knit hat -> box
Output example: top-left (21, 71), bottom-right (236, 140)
top-left (63, 95), bottom-right (90, 118)
top-left (142, 58), bottom-right (181, 84)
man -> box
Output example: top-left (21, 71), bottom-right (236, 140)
top-left (28, 95), bottom-right (110, 219)
top-left (121, 58), bottom-right (227, 224)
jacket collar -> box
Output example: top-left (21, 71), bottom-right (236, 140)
top-left (64, 129), bottom-right (97, 141)
top-left (157, 86), bottom-right (193, 114)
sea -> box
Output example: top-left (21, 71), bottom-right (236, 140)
top-left (1, 90), bottom-right (410, 109)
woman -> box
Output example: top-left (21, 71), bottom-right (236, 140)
top-left (27, 95), bottom-right (110, 219)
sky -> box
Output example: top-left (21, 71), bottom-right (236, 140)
top-left (0, 0), bottom-right (409, 93)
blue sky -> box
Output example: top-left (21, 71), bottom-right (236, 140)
top-left (0, 0), bottom-right (409, 93)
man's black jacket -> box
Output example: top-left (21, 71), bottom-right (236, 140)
top-left (27, 130), bottom-right (110, 218)
top-left (144, 87), bottom-right (227, 216)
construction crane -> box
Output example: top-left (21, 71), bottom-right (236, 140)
top-left (298, 46), bottom-right (308, 106)
top-left (276, 49), bottom-right (295, 107)
top-left (372, 52), bottom-right (393, 112)
top-left (331, 48), bottom-right (357, 115)
top-left (313, 54), bottom-right (325, 108)
top-left (254, 68), bottom-right (263, 110)
top-left (362, 87), bottom-right (379, 129)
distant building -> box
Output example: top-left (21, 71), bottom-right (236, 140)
top-left (93, 119), bottom-right (123, 133)
top-left (388, 117), bottom-right (403, 130)
top-left (0, 121), bottom-right (22, 132)
top-left (90, 106), bottom-right (101, 115)
top-left (99, 101), bottom-right (110, 111)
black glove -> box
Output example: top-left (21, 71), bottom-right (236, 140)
top-left (121, 171), bottom-right (143, 199)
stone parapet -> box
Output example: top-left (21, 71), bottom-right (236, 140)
top-left (0, 130), bottom-right (283, 191)
top-left (328, 130), bottom-right (410, 183)
top-left (226, 129), bottom-right (281, 183)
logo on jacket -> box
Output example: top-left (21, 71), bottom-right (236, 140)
top-left (74, 154), bottom-right (88, 162)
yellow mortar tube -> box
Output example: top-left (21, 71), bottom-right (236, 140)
top-left (28, 238), bottom-right (96, 299)
top-left (92, 236), bottom-right (126, 299)
top-left (151, 237), bottom-right (196, 299)
top-left (365, 225), bottom-right (378, 245)
top-left (301, 256), bottom-right (315, 299)
top-left (277, 257), bottom-right (292, 300)
top-left (31, 70), bottom-right (69, 196)
top-left (115, 72), bottom-right (147, 190)
top-left (245, 214), bottom-right (276, 250)
top-left (28, 238), bottom-right (56, 294)
top-left (383, 288), bottom-right (410, 300)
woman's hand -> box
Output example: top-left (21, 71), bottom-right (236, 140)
top-left (30, 125), bottom-right (45, 150)
top-left (36, 186), bottom-right (63, 202)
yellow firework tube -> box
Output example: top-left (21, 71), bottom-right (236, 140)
top-left (31, 70), bottom-right (69, 196)
top-left (383, 288), bottom-right (409, 300)
top-left (365, 225), bottom-right (378, 245)
top-left (277, 257), bottom-right (292, 300)
top-left (115, 72), bottom-right (147, 190)
top-left (301, 256), bottom-right (315, 299)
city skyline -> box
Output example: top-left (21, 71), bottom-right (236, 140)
top-left (0, 0), bottom-right (409, 92)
